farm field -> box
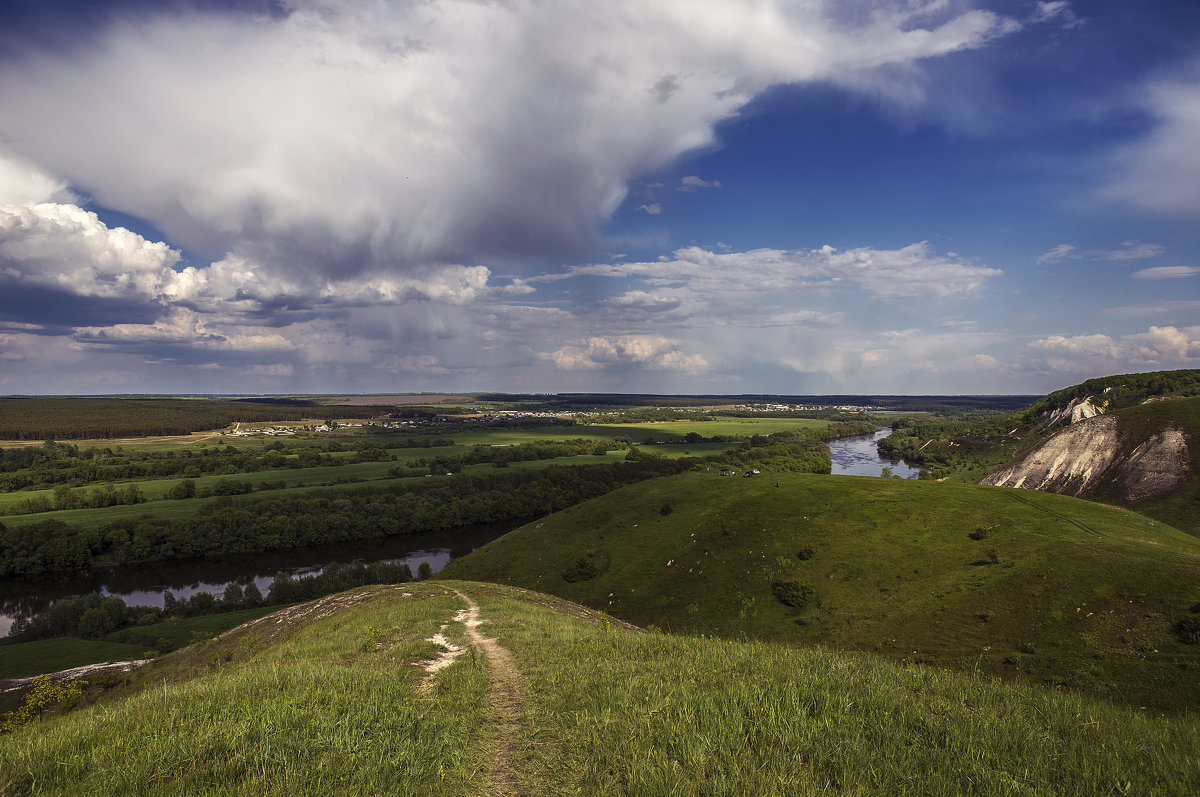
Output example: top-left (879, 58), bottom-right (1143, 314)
top-left (0, 417), bottom-right (838, 527)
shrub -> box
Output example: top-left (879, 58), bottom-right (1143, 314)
top-left (771, 580), bottom-right (814, 608)
top-left (563, 550), bottom-right (608, 583)
top-left (0, 676), bottom-right (86, 733)
top-left (796, 546), bottom-right (815, 561)
top-left (659, 502), bottom-right (673, 515)
top-left (1175, 616), bottom-right (1200, 644)
top-left (968, 526), bottom-right (990, 541)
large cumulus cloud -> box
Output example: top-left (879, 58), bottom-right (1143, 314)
top-left (0, 0), bottom-right (1016, 279)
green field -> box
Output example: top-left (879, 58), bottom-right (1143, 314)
top-left (1, 582), bottom-right (1195, 795)
top-left (442, 471), bottom-right (1200, 713)
top-left (0, 418), bottom-right (830, 529)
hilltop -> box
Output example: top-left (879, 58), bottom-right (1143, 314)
top-left (878, 370), bottom-right (1199, 534)
top-left (2, 582), bottom-right (1197, 795)
top-left (442, 472), bottom-right (1200, 712)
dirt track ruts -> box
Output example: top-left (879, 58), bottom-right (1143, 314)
top-left (448, 587), bottom-right (526, 797)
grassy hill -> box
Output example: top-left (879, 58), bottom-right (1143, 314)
top-left (441, 472), bottom-right (1200, 712)
top-left (877, 372), bottom-right (1200, 535)
top-left (2, 582), bottom-right (1197, 795)
top-left (1101, 396), bottom-right (1200, 532)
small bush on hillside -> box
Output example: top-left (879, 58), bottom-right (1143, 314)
top-left (659, 502), bottom-right (673, 515)
top-left (563, 550), bottom-right (609, 583)
top-left (771, 580), bottom-right (814, 608)
top-left (969, 526), bottom-right (990, 541)
top-left (1175, 616), bottom-right (1200, 644)
top-left (796, 546), bottom-right (815, 561)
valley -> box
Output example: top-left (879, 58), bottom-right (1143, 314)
top-left (1, 374), bottom-right (1198, 793)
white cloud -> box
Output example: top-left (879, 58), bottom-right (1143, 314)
top-left (545, 336), bottom-right (707, 373)
top-left (1038, 241), bottom-right (1166, 264)
top-left (0, 201), bottom-right (181, 298)
top-left (1103, 63), bottom-right (1200, 220)
top-left (1035, 243), bottom-right (1078, 264)
top-left (0, 0), bottom-right (1020, 279)
top-left (567, 242), bottom-right (1001, 301)
top-left (637, 203), bottom-right (663, 215)
top-left (0, 148), bottom-right (75, 205)
top-left (1027, 325), bottom-right (1200, 372)
top-left (1130, 266), bottom-right (1199, 280)
top-left (1031, 2), bottom-right (1082, 29)
top-left (1088, 241), bottom-right (1165, 261)
top-left (676, 176), bottom-right (721, 192)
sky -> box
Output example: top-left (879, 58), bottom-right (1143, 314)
top-left (0, 0), bottom-right (1197, 397)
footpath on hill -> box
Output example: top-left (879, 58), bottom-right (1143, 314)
top-left (446, 587), bottom-right (526, 796)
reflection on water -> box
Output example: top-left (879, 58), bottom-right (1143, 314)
top-left (828, 428), bottom-right (923, 479)
top-left (0, 520), bottom-right (520, 637)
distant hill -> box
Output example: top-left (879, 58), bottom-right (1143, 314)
top-left (981, 396), bottom-right (1199, 534)
top-left (2, 582), bottom-right (1196, 794)
top-left (442, 471), bottom-right (1200, 712)
top-left (877, 370), bottom-right (1199, 534)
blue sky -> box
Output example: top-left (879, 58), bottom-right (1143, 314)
top-left (0, 0), bottom-right (1196, 396)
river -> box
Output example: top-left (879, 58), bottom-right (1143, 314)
top-left (0, 520), bottom-right (520, 637)
top-left (828, 427), bottom-right (923, 479)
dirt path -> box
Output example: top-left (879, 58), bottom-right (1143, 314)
top-left (446, 587), bottom-right (526, 797)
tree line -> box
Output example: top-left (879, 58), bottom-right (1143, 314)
top-left (0, 398), bottom-right (387, 440)
top-left (0, 422), bottom-right (873, 578)
top-left (0, 458), bottom-right (692, 577)
top-left (6, 560), bottom-right (419, 644)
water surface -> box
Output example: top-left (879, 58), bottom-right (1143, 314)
top-left (828, 428), bottom-right (923, 479)
top-left (0, 520), bottom-right (518, 636)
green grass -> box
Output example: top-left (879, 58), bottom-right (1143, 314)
top-left (105, 606), bottom-right (286, 651)
top-left (0, 637), bottom-right (146, 680)
top-left (1, 585), bottom-right (491, 796)
top-left (442, 472), bottom-right (1200, 713)
top-left (0, 607), bottom-right (285, 680)
top-left (464, 582), bottom-right (1199, 796)
top-left (4, 582), bottom-right (1196, 795)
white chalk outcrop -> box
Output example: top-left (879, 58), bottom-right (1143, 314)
top-left (982, 414), bottom-right (1189, 501)
top-left (1040, 389), bottom-right (1111, 430)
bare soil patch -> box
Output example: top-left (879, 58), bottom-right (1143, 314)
top-left (447, 587), bottom-right (527, 797)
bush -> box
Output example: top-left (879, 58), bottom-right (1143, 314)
top-left (1175, 616), bottom-right (1200, 644)
top-left (563, 550), bottom-right (608, 583)
top-left (968, 526), bottom-right (990, 541)
top-left (771, 580), bottom-right (814, 608)
top-left (796, 546), bottom-right (815, 561)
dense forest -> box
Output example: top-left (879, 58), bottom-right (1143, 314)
top-left (0, 398), bottom-right (389, 440)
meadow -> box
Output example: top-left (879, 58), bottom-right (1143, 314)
top-left (442, 471), bottom-right (1200, 713)
top-left (1, 582), bottom-right (1195, 795)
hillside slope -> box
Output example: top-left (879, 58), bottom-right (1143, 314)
top-left (981, 396), bottom-right (1198, 534)
top-left (442, 472), bottom-right (1200, 712)
top-left (2, 582), bottom-right (1197, 795)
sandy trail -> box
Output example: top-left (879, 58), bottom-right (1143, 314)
top-left (443, 587), bottom-right (526, 797)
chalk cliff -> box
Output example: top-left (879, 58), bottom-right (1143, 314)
top-left (981, 413), bottom-right (1190, 501)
